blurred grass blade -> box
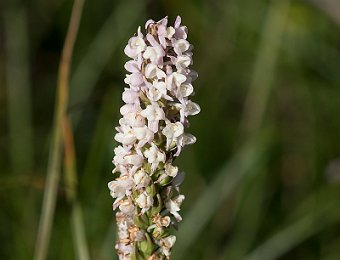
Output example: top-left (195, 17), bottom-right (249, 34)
top-left (219, 169), bottom-right (267, 260)
top-left (63, 117), bottom-right (90, 260)
top-left (219, 1), bottom-right (291, 258)
top-left (4, 5), bottom-right (34, 175)
top-left (321, 236), bottom-right (340, 260)
top-left (173, 135), bottom-right (269, 258)
top-left (245, 201), bottom-right (340, 260)
top-left (4, 5), bottom-right (35, 258)
top-left (71, 202), bottom-right (91, 260)
top-left (34, 0), bottom-right (85, 259)
top-left (69, 0), bottom-right (144, 128)
top-left (240, 0), bottom-right (291, 137)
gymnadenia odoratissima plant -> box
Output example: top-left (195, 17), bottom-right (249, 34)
top-left (108, 16), bottom-right (200, 260)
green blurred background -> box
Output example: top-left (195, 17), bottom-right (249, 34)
top-left (1, 0), bottom-right (340, 259)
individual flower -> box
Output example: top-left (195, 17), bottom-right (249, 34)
top-left (165, 195), bottom-right (185, 221)
top-left (140, 103), bottom-right (165, 133)
top-left (124, 27), bottom-right (147, 59)
top-left (162, 121), bottom-right (184, 150)
top-left (159, 236), bottom-right (177, 257)
top-left (144, 143), bottom-right (166, 173)
top-left (136, 191), bottom-right (154, 214)
top-left (133, 169), bottom-right (151, 189)
top-left (133, 126), bottom-right (154, 148)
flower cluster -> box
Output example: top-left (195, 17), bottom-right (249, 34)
top-left (108, 16), bottom-right (200, 260)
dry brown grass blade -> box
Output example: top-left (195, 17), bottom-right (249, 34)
top-left (34, 0), bottom-right (85, 259)
top-left (63, 117), bottom-right (90, 260)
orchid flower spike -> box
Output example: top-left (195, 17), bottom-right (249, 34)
top-left (108, 16), bottom-right (200, 260)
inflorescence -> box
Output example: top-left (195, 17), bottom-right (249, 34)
top-left (108, 16), bottom-right (200, 260)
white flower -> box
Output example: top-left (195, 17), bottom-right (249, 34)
top-left (166, 72), bottom-right (187, 92)
top-left (108, 177), bottom-right (134, 209)
top-left (159, 235), bottom-right (176, 256)
top-left (114, 125), bottom-right (136, 146)
top-left (174, 15), bottom-right (188, 39)
top-left (124, 26), bottom-right (146, 59)
top-left (133, 126), bottom-right (154, 148)
top-left (112, 164), bottom-right (128, 176)
top-left (118, 199), bottom-right (135, 216)
top-left (173, 39), bottom-right (190, 55)
top-left (175, 55), bottom-right (192, 71)
top-left (143, 34), bottom-right (165, 65)
top-left (143, 44), bottom-right (165, 65)
top-left (124, 153), bottom-right (144, 167)
top-left (175, 133), bottom-right (197, 156)
top-left (153, 215), bottom-right (171, 228)
top-left (147, 83), bottom-right (163, 101)
top-left (154, 17), bottom-right (171, 48)
top-left (116, 234), bottom-right (134, 256)
top-left (165, 194), bottom-right (185, 221)
top-left (124, 73), bottom-right (144, 89)
top-left (176, 83), bottom-right (193, 99)
top-left (184, 100), bottom-right (201, 116)
top-left (144, 143), bottom-right (166, 173)
top-left (156, 163), bottom-right (179, 185)
top-left (124, 59), bottom-right (141, 73)
top-left (174, 100), bottom-right (201, 122)
top-left (145, 19), bottom-right (155, 30)
top-left (165, 26), bottom-right (175, 39)
top-left (117, 221), bottom-right (129, 240)
top-left (119, 105), bottom-right (145, 127)
top-left (136, 191), bottom-right (154, 214)
top-left (162, 122), bottom-right (184, 150)
top-left (144, 63), bottom-right (166, 80)
top-left (147, 81), bottom-right (173, 102)
top-left (140, 103), bottom-right (165, 133)
top-left (113, 146), bottom-right (144, 170)
top-left (113, 146), bottom-right (131, 165)
top-left (165, 163), bottom-right (178, 178)
top-left (119, 104), bottom-right (136, 116)
top-left (162, 121), bottom-right (184, 140)
top-left (133, 169), bottom-right (151, 189)
top-left (122, 88), bottom-right (140, 104)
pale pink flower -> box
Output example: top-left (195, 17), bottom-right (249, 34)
top-left (165, 195), bottom-right (185, 221)
top-left (124, 27), bottom-right (146, 59)
top-left (166, 72), bottom-right (187, 92)
top-left (162, 121), bottom-right (184, 150)
top-left (140, 103), bottom-right (165, 133)
top-left (136, 191), bottom-right (154, 214)
top-left (174, 16), bottom-right (188, 39)
top-left (144, 143), bottom-right (166, 173)
top-left (133, 125), bottom-right (154, 148)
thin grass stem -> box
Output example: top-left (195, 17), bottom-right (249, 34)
top-left (34, 0), bottom-right (85, 259)
top-left (63, 117), bottom-right (90, 260)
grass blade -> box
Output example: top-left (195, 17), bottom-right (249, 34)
top-left (245, 200), bottom-right (340, 260)
top-left (34, 0), bottom-right (85, 259)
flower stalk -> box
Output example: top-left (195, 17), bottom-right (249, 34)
top-left (108, 16), bottom-right (200, 259)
